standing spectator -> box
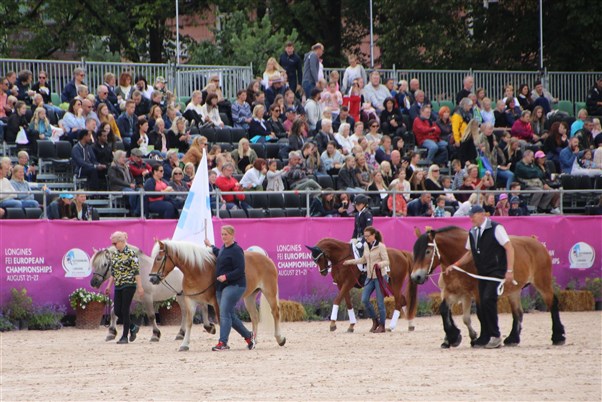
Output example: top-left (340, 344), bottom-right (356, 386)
top-left (279, 41), bottom-right (303, 97)
top-left (266, 159), bottom-right (289, 192)
top-left (302, 43), bottom-right (324, 98)
top-left (456, 76), bottom-right (474, 105)
top-left (61, 68), bottom-right (86, 103)
top-left (93, 127), bottom-right (114, 186)
top-left (586, 77), bottom-right (602, 116)
top-left (204, 226), bottom-right (256, 351)
top-left (72, 129), bottom-right (106, 191)
top-left (320, 81), bottom-right (343, 117)
top-left (341, 54), bottom-right (367, 95)
top-left (304, 88), bottom-right (322, 133)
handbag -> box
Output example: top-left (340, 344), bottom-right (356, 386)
top-left (16, 127), bottom-right (29, 144)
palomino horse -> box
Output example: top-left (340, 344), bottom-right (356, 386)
top-left (149, 239), bottom-right (286, 351)
top-left (90, 246), bottom-right (216, 342)
top-left (411, 226), bottom-right (565, 348)
top-left (306, 238), bottom-right (417, 333)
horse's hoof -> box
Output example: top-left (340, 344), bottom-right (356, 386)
top-left (175, 335), bottom-right (184, 341)
top-left (329, 325), bottom-right (337, 332)
top-left (105, 335), bottom-right (116, 341)
top-left (450, 334), bottom-right (462, 347)
top-left (553, 339), bottom-right (566, 346)
top-left (208, 325), bottom-right (216, 335)
top-left (504, 337), bottom-right (519, 346)
top-left (346, 327), bottom-right (354, 333)
top-left (150, 337), bottom-right (160, 342)
top-left (178, 346), bottom-right (189, 352)
top-left (278, 337), bottom-right (286, 347)
top-left (408, 326), bottom-right (415, 332)
top-left (440, 342), bottom-right (450, 349)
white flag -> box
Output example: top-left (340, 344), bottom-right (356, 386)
top-left (172, 149), bottom-right (215, 244)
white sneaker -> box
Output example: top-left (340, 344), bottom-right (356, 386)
top-left (550, 208), bottom-right (561, 215)
top-left (484, 336), bottom-right (502, 349)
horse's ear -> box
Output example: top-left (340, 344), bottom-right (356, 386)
top-left (92, 247), bottom-right (98, 253)
top-left (425, 226), bottom-right (433, 233)
top-left (305, 245), bottom-right (320, 254)
top-left (414, 227), bottom-right (422, 238)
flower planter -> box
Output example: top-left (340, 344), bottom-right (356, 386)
top-left (159, 302), bottom-right (182, 326)
top-left (595, 300), bottom-right (602, 311)
top-left (75, 301), bottom-right (106, 329)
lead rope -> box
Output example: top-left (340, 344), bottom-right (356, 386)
top-left (104, 296), bottom-right (112, 327)
top-left (449, 265), bottom-right (518, 296)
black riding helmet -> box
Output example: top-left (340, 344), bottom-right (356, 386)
top-left (354, 194), bottom-right (370, 206)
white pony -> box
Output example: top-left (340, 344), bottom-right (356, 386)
top-left (90, 245), bottom-right (216, 342)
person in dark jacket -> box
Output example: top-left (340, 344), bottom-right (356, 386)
top-left (351, 194), bottom-right (373, 241)
top-left (586, 77), bottom-right (602, 116)
top-left (204, 225), bottom-right (256, 351)
top-left (302, 43), bottom-right (324, 98)
top-left (407, 193), bottom-right (433, 216)
top-left (446, 205), bottom-right (515, 349)
top-left (72, 129), bottom-right (106, 190)
top-left (279, 41), bottom-right (303, 97)
top-left (61, 68), bottom-right (86, 103)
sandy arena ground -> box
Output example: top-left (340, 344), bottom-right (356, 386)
top-left (1, 311), bottom-right (601, 401)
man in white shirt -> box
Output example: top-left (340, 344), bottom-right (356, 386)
top-left (362, 71), bottom-right (390, 114)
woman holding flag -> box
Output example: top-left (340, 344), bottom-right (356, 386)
top-left (343, 226), bottom-right (389, 333)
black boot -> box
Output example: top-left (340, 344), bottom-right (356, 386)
top-left (369, 318), bottom-right (378, 333)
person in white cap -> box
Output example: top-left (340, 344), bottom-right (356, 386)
top-left (446, 204), bottom-right (515, 349)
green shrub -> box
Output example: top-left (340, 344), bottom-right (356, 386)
top-left (28, 305), bottom-right (65, 330)
top-left (0, 312), bottom-right (16, 332)
top-left (416, 297), bottom-right (433, 317)
top-left (4, 288), bottom-right (34, 325)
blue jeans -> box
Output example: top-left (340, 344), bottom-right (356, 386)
top-left (20, 199), bottom-right (40, 208)
top-left (362, 277), bottom-right (386, 325)
top-left (217, 285), bottom-right (252, 344)
top-left (496, 169), bottom-right (515, 190)
top-left (0, 199), bottom-right (22, 208)
top-left (422, 139), bottom-right (448, 165)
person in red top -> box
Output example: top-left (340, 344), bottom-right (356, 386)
top-left (412, 104), bottom-right (448, 165)
top-left (215, 162), bottom-right (251, 215)
top-left (511, 110), bottom-right (537, 144)
top-left (143, 164), bottom-right (178, 219)
top-left (127, 148), bottom-right (152, 187)
top-left (386, 179), bottom-right (408, 216)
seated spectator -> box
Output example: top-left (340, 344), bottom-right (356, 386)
top-left (515, 150), bottom-right (555, 212)
top-left (424, 164), bottom-right (444, 198)
top-left (128, 148), bottom-right (152, 187)
top-left (508, 196), bottom-right (527, 216)
top-left (29, 107), bottom-right (53, 140)
top-left (168, 167), bottom-right (189, 209)
top-left (148, 118), bottom-right (168, 157)
top-left (266, 103), bottom-right (287, 139)
top-left (15, 151), bottom-right (36, 182)
top-left (183, 162), bottom-right (195, 186)
top-left (456, 75), bottom-right (474, 105)
top-left (362, 71), bottom-right (389, 114)
top-left (335, 122), bottom-right (354, 155)
top-left (116, 100), bottom-right (136, 147)
top-left (132, 90), bottom-right (151, 118)
top-left (115, 71), bottom-right (134, 107)
top-left (161, 150), bottom-right (181, 179)
top-left (232, 89), bottom-right (252, 130)
top-left (453, 193), bottom-right (480, 217)
top-left (320, 81), bottom-right (343, 117)
top-left (332, 105), bottom-right (355, 133)
top-left (517, 83), bottom-right (534, 111)
top-left (108, 150), bottom-right (140, 217)
top-left (131, 117), bottom-right (151, 156)
top-left (451, 98), bottom-right (473, 148)
top-left (304, 88), bottom-right (322, 133)
top-left (240, 158), bottom-right (267, 191)
top-left (266, 159), bottom-right (289, 192)
top-left (441, 175), bottom-right (457, 205)
top-left (414, 105), bottom-right (448, 165)
top-left (409, 169), bottom-right (427, 199)
top-left (481, 192), bottom-right (496, 216)
top-left (531, 106), bottom-right (548, 140)
top-left (375, 135), bottom-right (393, 164)
top-left (379, 160), bottom-right (394, 187)
top-left (0, 162), bottom-right (23, 210)
top-left (321, 141), bottom-right (345, 175)
top-left (504, 98), bottom-right (522, 127)
top-left (166, 116), bottom-right (191, 154)
top-left (480, 98), bottom-right (495, 126)
top-left (286, 151), bottom-right (321, 191)
top-left (494, 193), bottom-right (510, 216)
top-left (511, 110), bottom-right (538, 144)
top-left (249, 104), bottom-right (277, 143)
top-left (207, 144), bottom-right (221, 170)
top-left (6, 101), bottom-right (37, 151)
top-left (144, 164), bottom-right (178, 219)
top-left (231, 138), bottom-right (258, 174)
top-left (61, 68), bottom-right (86, 103)
top-left (215, 162), bottom-right (251, 214)
top-left (534, 151), bottom-right (561, 213)
top-left (315, 118), bottom-right (337, 154)
top-left (92, 126), bottom-right (113, 186)
top-left (96, 85), bottom-right (119, 117)
top-left (60, 98), bottom-right (86, 142)
top-left (493, 99), bottom-right (511, 132)
top-left (544, 121), bottom-right (569, 172)
top-left (406, 192), bottom-right (433, 217)
top-left (586, 77), bottom-right (602, 116)
top-left (147, 104), bottom-right (163, 132)
top-left (574, 118), bottom-right (595, 151)
top-left (360, 102), bottom-right (379, 127)
top-left (380, 97), bottom-right (407, 141)
top-left (265, 71), bottom-right (288, 110)
top-left (47, 193), bottom-right (76, 219)
top-left (458, 119), bottom-right (479, 166)
top-left (72, 129), bottom-right (106, 191)
top-left (436, 106), bottom-right (453, 144)
top-left (559, 137), bottom-right (584, 174)
top-left (385, 178), bottom-right (407, 217)
top-left (336, 154), bottom-right (363, 193)
top-left (181, 136), bottom-right (207, 168)
top-left (509, 182), bottom-right (531, 215)
top-left (310, 190), bottom-right (340, 217)
top-left (531, 80), bottom-right (558, 115)
top-left (70, 192), bottom-right (97, 221)
top-left (200, 93), bottom-right (225, 129)
top-left (183, 90), bottom-right (203, 125)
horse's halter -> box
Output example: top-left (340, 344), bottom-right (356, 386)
top-left (311, 248), bottom-right (330, 275)
top-left (425, 234), bottom-right (442, 277)
top-left (150, 243), bottom-right (175, 282)
top-left (92, 250), bottom-right (111, 283)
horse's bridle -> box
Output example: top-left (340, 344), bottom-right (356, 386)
top-left (425, 235), bottom-right (441, 277)
top-left (92, 250), bottom-right (111, 282)
top-left (150, 243), bottom-right (176, 284)
top-left (311, 248), bottom-right (353, 275)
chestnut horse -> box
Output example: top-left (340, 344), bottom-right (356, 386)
top-left (306, 238), bottom-right (417, 333)
top-left (149, 239), bottom-right (286, 351)
top-left (411, 226), bottom-right (565, 348)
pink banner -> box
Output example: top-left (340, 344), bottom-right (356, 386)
top-left (1, 217), bottom-right (600, 307)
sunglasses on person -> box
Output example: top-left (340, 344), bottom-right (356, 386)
top-left (111, 242), bottom-right (118, 246)
top-left (39, 76), bottom-right (46, 79)
top-left (371, 124), bottom-right (379, 128)
top-left (273, 109), bottom-right (281, 113)
top-left (174, 172), bottom-right (183, 175)
top-left (157, 169), bottom-right (164, 172)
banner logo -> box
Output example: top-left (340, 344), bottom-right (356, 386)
top-left (62, 249), bottom-right (91, 277)
top-left (568, 242), bottom-right (595, 269)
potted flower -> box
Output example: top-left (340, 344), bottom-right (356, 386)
top-left (584, 278), bottom-right (602, 310)
top-left (69, 288), bottom-right (109, 329)
top-left (156, 297), bottom-right (181, 326)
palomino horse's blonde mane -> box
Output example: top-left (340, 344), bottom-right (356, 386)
top-left (151, 240), bottom-right (216, 272)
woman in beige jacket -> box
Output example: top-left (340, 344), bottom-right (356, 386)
top-left (344, 226), bottom-right (390, 333)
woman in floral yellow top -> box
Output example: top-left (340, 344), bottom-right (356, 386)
top-left (104, 231), bottom-right (144, 344)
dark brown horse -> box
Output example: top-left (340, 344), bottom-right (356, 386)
top-left (307, 238), bottom-right (416, 332)
top-left (411, 226), bottom-right (565, 348)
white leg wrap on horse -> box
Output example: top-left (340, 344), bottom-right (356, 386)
top-left (390, 310), bottom-right (401, 330)
top-left (347, 309), bottom-right (357, 324)
top-left (330, 304), bottom-right (339, 321)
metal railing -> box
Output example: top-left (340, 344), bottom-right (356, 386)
top-left (323, 66), bottom-right (600, 105)
top-left (5, 188), bottom-right (600, 219)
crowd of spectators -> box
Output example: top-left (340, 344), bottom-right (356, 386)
top-left (1, 45), bottom-right (602, 219)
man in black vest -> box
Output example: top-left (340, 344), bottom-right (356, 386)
top-left (447, 204), bottom-right (515, 349)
